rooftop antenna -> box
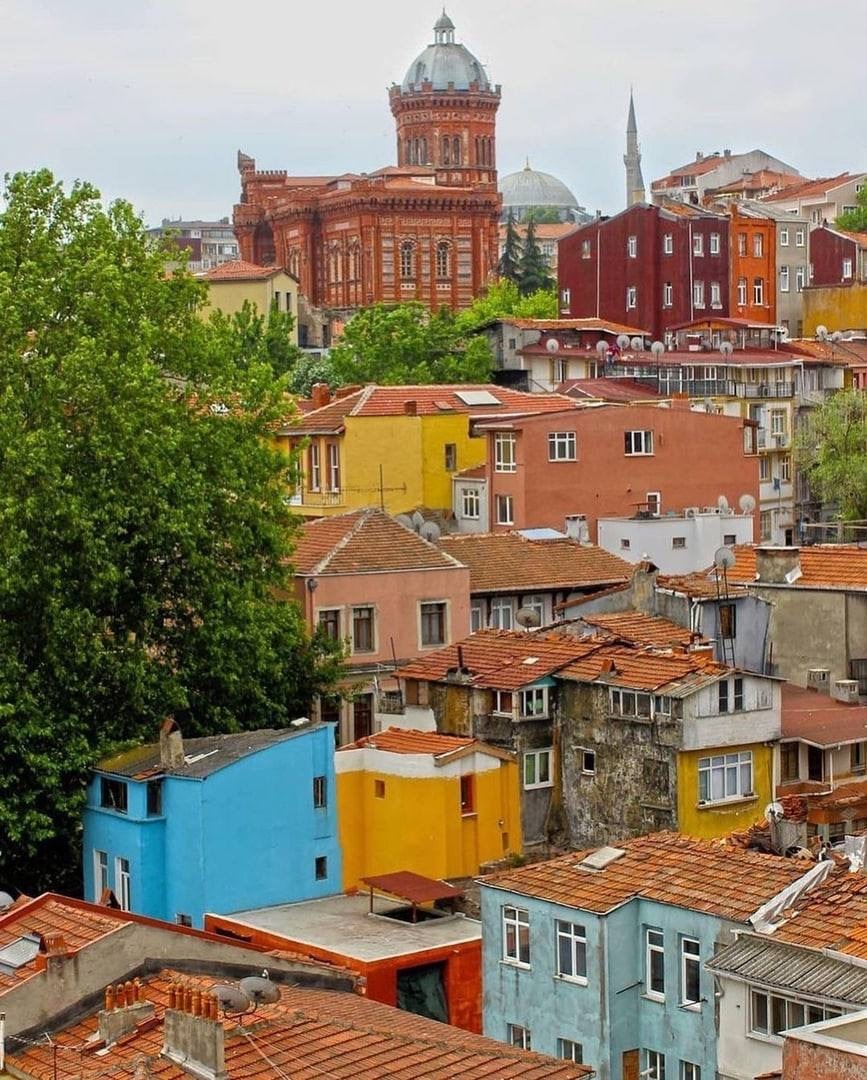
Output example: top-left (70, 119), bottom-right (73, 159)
top-left (713, 545), bottom-right (737, 668)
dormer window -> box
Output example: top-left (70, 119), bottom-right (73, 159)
top-left (100, 777), bottom-right (128, 814)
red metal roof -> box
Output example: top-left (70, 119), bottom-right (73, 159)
top-left (781, 684), bottom-right (867, 747)
top-left (361, 871), bottom-right (464, 905)
top-left (556, 377), bottom-right (664, 402)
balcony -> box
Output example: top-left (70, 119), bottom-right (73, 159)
top-left (301, 490), bottom-right (345, 509)
top-left (734, 382), bottom-right (794, 399)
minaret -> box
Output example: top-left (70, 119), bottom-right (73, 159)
top-left (624, 90), bottom-right (646, 207)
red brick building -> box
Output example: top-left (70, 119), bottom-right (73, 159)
top-left (234, 13), bottom-right (501, 324)
top-left (558, 203), bottom-right (731, 340)
top-left (809, 225), bottom-right (867, 286)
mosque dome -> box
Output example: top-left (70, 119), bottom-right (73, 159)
top-left (401, 12), bottom-right (492, 92)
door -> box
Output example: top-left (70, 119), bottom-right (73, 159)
top-left (808, 745), bottom-right (824, 782)
top-left (352, 694), bottom-right (373, 740)
top-left (622, 1049), bottom-right (640, 1080)
top-left (396, 961), bottom-right (448, 1023)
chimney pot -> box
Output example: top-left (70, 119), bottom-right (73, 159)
top-left (159, 718), bottom-right (185, 770)
top-left (310, 382), bottom-right (332, 409)
top-left (106, 986), bottom-right (116, 1012)
top-left (116, 983), bottom-right (127, 1008)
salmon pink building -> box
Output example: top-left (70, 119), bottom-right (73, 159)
top-left (475, 401), bottom-right (759, 539)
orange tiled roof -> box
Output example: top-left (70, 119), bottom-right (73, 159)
top-left (437, 533), bottom-right (632, 593)
top-left (7, 968), bottom-right (593, 1080)
top-left (291, 509), bottom-right (464, 575)
top-left (201, 259), bottom-right (283, 281)
top-left (782, 684), bottom-right (867, 746)
top-left (728, 544), bottom-right (867, 591)
top-left (339, 727), bottom-right (476, 756)
top-left (482, 833), bottom-right (808, 921)
top-left (762, 172), bottom-right (860, 202)
top-left (657, 571), bottom-right (750, 600)
top-left (505, 317), bottom-right (652, 336)
top-left (770, 868), bottom-right (867, 956)
top-left (556, 377), bottom-right (664, 402)
top-left (557, 642), bottom-right (727, 694)
top-left (575, 611), bottom-right (702, 648)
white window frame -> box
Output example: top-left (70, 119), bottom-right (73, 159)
top-left (548, 431), bottom-right (577, 461)
top-left (461, 486), bottom-right (480, 520)
top-left (495, 494), bottom-right (514, 526)
top-left (737, 277), bottom-right (748, 305)
top-left (493, 689), bottom-right (514, 716)
top-left (627, 235), bottom-right (638, 258)
top-left (521, 594), bottom-right (546, 623)
top-left (308, 442), bottom-right (321, 491)
top-left (581, 240), bottom-right (591, 260)
top-left (646, 491), bottom-right (661, 516)
top-left (709, 232), bottom-right (720, 255)
top-left (625, 429), bottom-right (653, 455)
top-left (780, 228), bottom-right (789, 247)
top-left (524, 747), bottom-right (552, 789)
top-left (663, 282), bottom-right (673, 308)
top-left (626, 285), bottom-right (637, 310)
top-left (327, 442), bottom-right (340, 492)
top-left (753, 277), bottom-right (764, 306)
top-left (561, 287), bottom-right (571, 307)
top-left (115, 856), bottom-right (131, 912)
top-left (698, 750), bottom-right (753, 804)
top-left (780, 266), bottom-right (789, 293)
top-left (710, 281), bottom-right (721, 307)
top-left (490, 597), bottom-right (514, 630)
top-left (680, 1063), bottom-right (701, 1080)
top-left (663, 233), bottom-right (674, 255)
top-left (795, 266), bottom-right (806, 292)
top-left (680, 937), bottom-right (701, 1008)
top-left (646, 929), bottom-right (665, 1000)
top-left (556, 920), bottom-right (588, 984)
top-left (843, 257), bottom-right (854, 279)
top-left (507, 1023), bottom-right (531, 1049)
top-left (795, 228), bottom-right (805, 247)
top-left (644, 1049), bottom-right (666, 1080)
top-left (753, 233), bottom-right (764, 258)
top-left (693, 234), bottom-right (704, 256)
top-left (470, 601), bottom-right (484, 632)
top-left (519, 686), bottom-right (549, 719)
top-left (749, 987), bottom-right (841, 1042)
top-left (502, 905), bottom-right (531, 967)
top-left (494, 432), bottom-right (517, 473)
top-left (693, 281), bottom-right (705, 308)
top-left (558, 1039), bottom-right (583, 1064)
top-left (94, 850), bottom-right (110, 899)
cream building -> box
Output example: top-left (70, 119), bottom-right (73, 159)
top-left (198, 260), bottom-right (299, 344)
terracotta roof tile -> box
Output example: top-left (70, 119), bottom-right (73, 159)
top-left (482, 833), bottom-right (808, 921)
top-left (782, 684), bottom-right (867, 746)
top-left (729, 544), bottom-right (867, 591)
top-left (338, 727), bottom-right (476, 756)
top-left (292, 509), bottom-right (464, 575)
top-left (504, 318), bottom-right (652, 336)
top-left (574, 611), bottom-right (702, 648)
top-left (557, 643), bottom-right (727, 694)
top-left (351, 385), bottom-right (579, 418)
top-left (657, 571), bottom-right (750, 600)
top-left (762, 172), bottom-right (862, 202)
top-left (437, 533), bottom-right (631, 593)
top-left (201, 259), bottom-right (283, 281)
top-left (556, 378), bottom-right (664, 402)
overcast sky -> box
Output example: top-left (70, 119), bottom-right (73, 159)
top-left (4, 0), bottom-right (865, 227)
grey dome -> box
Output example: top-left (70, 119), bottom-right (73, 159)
top-left (500, 163), bottom-right (580, 211)
top-left (401, 13), bottom-right (491, 92)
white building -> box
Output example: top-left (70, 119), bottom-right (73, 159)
top-left (597, 507), bottom-right (754, 574)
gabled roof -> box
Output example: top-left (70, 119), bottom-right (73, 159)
top-left (494, 317), bottom-right (652, 336)
top-left (728, 545), bottom-right (867, 591)
top-left (573, 611), bottom-right (701, 648)
top-left (557, 642), bottom-right (729, 696)
top-left (657, 571), bottom-right (751, 600)
top-left (762, 172), bottom-right (864, 203)
top-left (482, 832), bottom-right (809, 921)
top-left (292, 509), bottom-right (464, 576)
top-left (7, 967), bottom-right (593, 1080)
top-left (781, 684), bottom-right (867, 747)
top-left (437, 533), bottom-right (631, 593)
top-left (338, 726), bottom-right (512, 763)
top-left (200, 259), bottom-right (287, 281)
top-left (556, 377), bottom-right (664, 403)
top-left (760, 866), bottom-right (867, 958)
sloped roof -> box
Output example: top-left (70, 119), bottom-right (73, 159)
top-left (763, 172), bottom-right (863, 202)
top-left (557, 643), bottom-right (728, 696)
top-left (7, 967), bottom-right (593, 1080)
top-left (781, 684), bottom-right (867, 747)
top-left (502, 317), bottom-right (652, 335)
top-left (200, 259), bottom-right (283, 281)
top-left (556, 377), bottom-right (664, 403)
top-left (482, 833), bottom-right (809, 920)
top-left (437, 533), bottom-right (632, 593)
top-left (657, 571), bottom-right (751, 600)
top-left (728, 545), bottom-right (867, 591)
top-left (339, 727), bottom-right (477, 757)
top-left (292, 509), bottom-right (464, 576)
top-left (574, 611), bottom-right (700, 648)
top-left (769, 869), bottom-right (867, 957)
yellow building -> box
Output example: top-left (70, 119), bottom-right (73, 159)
top-left (198, 259), bottom-right (299, 345)
top-left (803, 281), bottom-right (867, 338)
top-left (677, 742), bottom-right (776, 840)
top-left (335, 727), bottom-right (521, 891)
top-left (281, 383), bottom-right (575, 517)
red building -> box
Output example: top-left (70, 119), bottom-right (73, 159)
top-left (475, 400), bottom-right (759, 539)
top-left (234, 13), bottom-right (501, 323)
top-left (558, 203), bottom-right (730, 340)
top-left (809, 225), bottom-right (867, 286)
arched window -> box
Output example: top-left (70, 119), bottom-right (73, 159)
top-left (436, 240), bottom-right (450, 279)
top-left (475, 136), bottom-right (480, 165)
top-left (404, 139), bottom-right (412, 165)
top-left (442, 137), bottom-right (450, 165)
top-left (453, 137), bottom-right (461, 165)
top-left (420, 138), bottom-right (427, 164)
top-left (349, 243), bottom-right (361, 282)
top-left (400, 240), bottom-right (415, 279)
top-left (413, 138), bottom-right (420, 165)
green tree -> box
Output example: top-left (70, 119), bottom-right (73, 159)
top-left (517, 220), bottom-right (554, 295)
top-left (796, 388), bottom-right (867, 520)
top-left (207, 301), bottom-right (303, 379)
top-left (0, 170), bottom-right (343, 894)
top-left (286, 352), bottom-right (339, 396)
top-left (328, 302), bottom-right (492, 385)
top-left (458, 279), bottom-right (558, 331)
top-left (524, 206), bottom-right (562, 225)
top-left (836, 186), bottom-right (867, 232)
top-left (498, 212), bottom-right (522, 284)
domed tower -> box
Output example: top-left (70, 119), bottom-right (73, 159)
top-left (499, 161), bottom-right (591, 223)
top-left (389, 12), bottom-right (500, 185)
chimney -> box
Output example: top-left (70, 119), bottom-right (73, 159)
top-left (564, 514), bottom-right (590, 544)
top-left (34, 933), bottom-right (71, 971)
top-left (724, 148), bottom-right (731, 158)
top-left (310, 382), bottom-right (331, 409)
top-left (404, 400), bottom-right (418, 416)
top-left (832, 679), bottom-right (860, 704)
top-left (98, 980), bottom-right (155, 1045)
top-left (755, 546), bottom-right (802, 585)
top-left (160, 718), bottom-right (185, 770)
top-left (162, 983), bottom-right (226, 1080)
top-left (671, 392), bottom-right (690, 411)
top-left (696, 151), bottom-right (704, 162)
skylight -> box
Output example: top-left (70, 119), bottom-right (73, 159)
top-left (577, 846), bottom-right (626, 872)
top-left (0, 934), bottom-right (41, 973)
top-left (454, 390), bottom-right (502, 406)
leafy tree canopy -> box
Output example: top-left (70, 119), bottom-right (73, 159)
top-left (328, 302), bottom-right (492, 385)
top-left (836, 185), bottom-right (867, 232)
top-left (523, 206), bottom-right (562, 225)
top-left (207, 301), bottom-right (303, 379)
top-left (517, 220), bottom-right (555, 296)
top-left (0, 170), bottom-right (343, 893)
top-left (796, 388), bottom-right (867, 521)
top-left (458, 279), bottom-right (558, 331)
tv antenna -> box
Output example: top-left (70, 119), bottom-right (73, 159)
top-left (713, 545), bottom-right (737, 668)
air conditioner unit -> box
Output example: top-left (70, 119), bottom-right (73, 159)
top-left (684, 507), bottom-right (700, 518)
top-left (807, 668), bottom-right (830, 691)
top-left (833, 680), bottom-right (860, 704)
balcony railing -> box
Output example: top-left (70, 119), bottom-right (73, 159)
top-left (301, 490), bottom-right (345, 509)
top-left (734, 383), bottom-right (794, 399)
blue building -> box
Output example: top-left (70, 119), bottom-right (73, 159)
top-left (479, 834), bottom-right (814, 1080)
top-left (82, 719), bottom-right (341, 927)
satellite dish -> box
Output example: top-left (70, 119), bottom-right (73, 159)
top-left (546, 337), bottom-right (560, 353)
top-left (239, 975), bottom-right (281, 1006)
top-left (212, 985), bottom-right (252, 1015)
top-left (650, 340), bottom-right (665, 356)
top-left (291, 716), bottom-right (310, 727)
top-left (616, 334), bottom-right (631, 349)
top-left (717, 495), bottom-right (729, 511)
top-left (596, 339), bottom-right (609, 356)
top-left (765, 802), bottom-right (785, 822)
top-left (719, 341), bottom-right (734, 356)
top-left (714, 547), bottom-right (736, 570)
top-left (420, 521), bottom-right (441, 543)
top-left (738, 493), bottom-right (756, 514)
top-left (411, 510), bottom-right (425, 532)
top-left (831, 330), bottom-right (843, 343)
top-left (816, 325), bottom-right (828, 340)
top-left (0, 892), bottom-right (13, 912)
top-left (630, 336), bottom-right (644, 351)
top-left (780, 330), bottom-right (790, 343)
top-left (394, 514), bottom-right (414, 531)
top-left (845, 330), bottom-right (856, 340)
top-left (515, 606), bottom-right (542, 628)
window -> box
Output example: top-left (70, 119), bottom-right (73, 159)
top-left (646, 491), bottom-right (660, 516)
top-left (556, 920), bottom-right (587, 983)
top-left (738, 231), bottom-right (747, 256)
top-left (626, 285), bottom-right (637, 310)
top-left (780, 455), bottom-right (791, 482)
top-left (644, 1050), bottom-right (666, 1080)
top-left (781, 741), bottom-right (799, 782)
top-left (737, 276), bottom-right (748, 305)
top-left (625, 430), bottom-right (653, 455)
top-left (490, 597), bottom-right (514, 630)
top-left (116, 857), bottom-right (131, 911)
top-left (558, 1040), bottom-right (583, 1063)
top-left (663, 233), bottom-right (674, 254)
top-left (519, 686), bottom-right (548, 718)
top-left (709, 232), bottom-right (720, 255)
top-left (780, 228), bottom-right (789, 247)
top-left (548, 431), bottom-right (577, 461)
top-left (723, 533), bottom-right (736, 546)
top-left (399, 240), bottom-right (415, 279)
top-left (582, 749), bottom-right (596, 774)
top-left (663, 281), bottom-right (673, 307)
top-left (308, 443), bottom-right (321, 491)
top-left (523, 748), bottom-right (552, 789)
top-left (620, 538), bottom-right (630, 550)
top-left (317, 609), bottom-right (341, 642)
top-left (710, 281), bottom-right (721, 306)
top-left (719, 603), bottom-right (736, 638)
top-left (503, 905), bottom-right (530, 966)
top-left (315, 856), bottom-right (328, 880)
top-left (753, 277), bottom-right (764, 305)
top-left (444, 443), bottom-right (457, 471)
top-left (681, 938), bottom-right (701, 1006)
top-left (750, 988), bottom-right (840, 1039)
top-left (494, 432), bottom-right (516, 473)
top-left (460, 774), bottom-right (475, 814)
top-left (753, 233), bottom-right (764, 257)
top-left (327, 443), bottom-right (340, 491)
top-left (672, 536), bottom-right (686, 549)
top-left (611, 688), bottom-right (672, 719)
top-left (561, 288), bottom-right (571, 307)
top-left (760, 455), bottom-right (770, 481)
top-left (461, 486), bottom-right (480, 520)
top-left (313, 775), bottom-right (327, 809)
top-left (681, 1063), bottom-right (701, 1080)
top-left (352, 606), bottom-right (375, 653)
top-left (420, 601), bottom-right (447, 647)
top-left (646, 929), bottom-right (665, 998)
top-left (507, 1024), bottom-right (531, 1049)
top-left (843, 257), bottom-right (854, 279)
top-left (146, 781), bottom-right (162, 817)
top-left (699, 751), bottom-right (753, 803)
top-left (852, 741), bottom-right (867, 774)
top-left (436, 241), bottom-right (450, 278)
top-left (374, 779), bottom-right (386, 798)
top-left (470, 601), bottom-right (484, 632)
top-left (581, 240), bottom-right (591, 259)
top-left (493, 689), bottom-right (514, 715)
top-left (693, 279), bottom-right (706, 305)
top-left (795, 266), bottom-right (806, 292)
top-left (100, 778), bottom-right (128, 814)
top-left (94, 850), bottom-right (110, 898)
top-left (780, 265), bottom-right (790, 293)
top-left (693, 234), bottom-right (704, 256)
top-left (495, 495), bottom-right (514, 526)
top-left (796, 228), bottom-right (805, 247)
top-left (760, 509), bottom-right (772, 540)
top-left (771, 409), bottom-right (787, 437)
top-left (175, 913), bottom-right (193, 927)
top-left (627, 235), bottom-right (638, 257)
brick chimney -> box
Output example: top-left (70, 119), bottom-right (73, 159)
top-left (755, 546), bottom-right (802, 585)
top-left (98, 980), bottom-right (155, 1045)
top-left (162, 983), bottom-right (226, 1080)
top-left (159, 718), bottom-right (185, 770)
top-left (404, 400), bottom-right (418, 416)
top-left (310, 382), bottom-right (331, 409)
top-left (34, 932), bottom-right (72, 972)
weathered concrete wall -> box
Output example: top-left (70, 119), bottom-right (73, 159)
top-left (752, 586), bottom-right (853, 686)
top-left (783, 1031), bottom-right (867, 1079)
